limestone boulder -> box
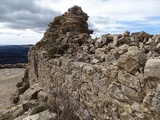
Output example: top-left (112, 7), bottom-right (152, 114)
top-left (118, 71), bottom-right (141, 92)
top-left (38, 91), bottom-right (48, 102)
top-left (123, 30), bottom-right (130, 37)
top-left (107, 34), bottom-right (114, 41)
top-left (146, 38), bottom-right (157, 46)
top-left (20, 84), bottom-right (42, 101)
top-left (156, 42), bottom-right (160, 53)
top-left (144, 58), bottom-right (160, 79)
top-left (118, 44), bottom-right (129, 54)
top-left (113, 35), bottom-right (118, 46)
top-left (117, 49), bottom-right (147, 73)
top-left (95, 48), bottom-right (106, 60)
top-left (95, 41), bottom-right (103, 48)
top-left (131, 31), bottom-right (149, 42)
top-left (97, 36), bottom-right (107, 45)
top-left (121, 85), bottom-right (140, 102)
top-left (105, 52), bottom-right (120, 63)
top-left (117, 37), bottom-right (126, 45)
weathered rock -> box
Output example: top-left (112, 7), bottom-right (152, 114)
top-left (89, 46), bottom-right (96, 54)
top-left (97, 36), bottom-right (107, 45)
top-left (121, 85), bottom-right (140, 102)
top-left (38, 91), bottom-right (48, 102)
top-left (36, 5), bottom-right (93, 48)
top-left (156, 42), bottom-right (160, 53)
top-left (77, 52), bottom-right (89, 62)
top-left (118, 44), bottom-right (129, 54)
top-left (22, 100), bottom-right (38, 111)
top-left (113, 35), bottom-right (118, 46)
top-left (118, 71), bottom-right (141, 92)
top-left (152, 34), bottom-right (160, 40)
top-left (21, 109), bottom-right (56, 120)
top-left (108, 83), bottom-right (130, 103)
top-left (105, 52), bottom-right (119, 63)
top-left (91, 58), bottom-right (99, 64)
top-left (95, 41), bottom-right (103, 48)
top-left (147, 51), bottom-right (160, 58)
top-left (120, 111), bottom-right (133, 120)
top-left (107, 34), bottom-right (114, 41)
top-left (123, 30), bottom-right (130, 37)
top-left (144, 58), bottom-right (160, 79)
top-left (95, 48), bottom-right (105, 60)
top-left (118, 37), bottom-right (126, 45)
top-left (117, 49), bottom-right (147, 73)
top-left (20, 84), bottom-right (42, 101)
top-left (146, 38), bottom-right (157, 46)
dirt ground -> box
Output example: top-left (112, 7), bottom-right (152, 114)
top-left (0, 68), bottom-right (25, 111)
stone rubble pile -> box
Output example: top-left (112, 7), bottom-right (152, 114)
top-left (36, 5), bottom-right (93, 49)
top-left (4, 6), bottom-right (160, 120)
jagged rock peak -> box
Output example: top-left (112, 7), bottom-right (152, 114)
top-left (68, 5), bottom-right (88, 20)
top-left (37, 5), bottom-right (93, 47)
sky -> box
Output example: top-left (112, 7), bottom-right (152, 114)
top-left (0, 0), bottom-right (160, 45)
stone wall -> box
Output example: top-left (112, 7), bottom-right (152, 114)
top-left (25, 47), bottom-right (160, 120)
top-left (11, 6), bottom-right (160, 120)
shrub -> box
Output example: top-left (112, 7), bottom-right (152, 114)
top-left (1, 113), bottom-right (13, 120)
top-left (31, 105), bottom-right (48, 115)
top-left (49, 88), bottom-right (80, 120)
top-left (46, 43), bottom-right (69, 58)
top-left (16, 110), bottom-right (25, 117)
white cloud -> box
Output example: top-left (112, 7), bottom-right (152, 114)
top-left (42, 0), bottom-right (160, 35)
top-left (0, 28), bottom-right (43, 45)
top-left (0, 0), bottom-right (160, 44)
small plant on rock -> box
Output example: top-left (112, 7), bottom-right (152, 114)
top-left (31, 105), bottom-right (48, 115)
top-left (46, 43), bottom-right (69, 58)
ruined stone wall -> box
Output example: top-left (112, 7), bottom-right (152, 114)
top-left (26, 46), bottom-right (160, 120)
top-left (12, 6), bottom-right (160, 120)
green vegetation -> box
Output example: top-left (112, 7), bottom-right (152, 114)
top-left (1, 113), bottom-right (13, 120)
top-left (31, 105), bottom-right (48, 115)
top-left (36, 40), bottom-right (69, 58)
top-left (46, 43), bottom-right (69, 58)
top-left (16, 110), bottom-right (25, 117)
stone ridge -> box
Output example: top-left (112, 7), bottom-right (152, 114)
top-left (36, 5), bottom-right (93, 48)
top-left (6, 6), bottom-right (160, 120)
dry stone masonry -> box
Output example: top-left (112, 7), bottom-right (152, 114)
top-left (7, 6), bottom-right (160, 120)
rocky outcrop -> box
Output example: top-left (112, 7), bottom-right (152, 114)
top-left (36, 5), bottom-right (93, 49)
top-left (144, 58), bottom-right (160, 78)
top-left (9, 6), bottom-right (160, 120)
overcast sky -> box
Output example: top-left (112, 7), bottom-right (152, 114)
top-left (0, 0), bottom-right (160, 45)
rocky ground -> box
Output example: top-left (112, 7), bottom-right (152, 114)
top-left (0, 68), bottom-right (25, 112)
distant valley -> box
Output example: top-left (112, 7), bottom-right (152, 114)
top-left (0, 45), bottom-right (33, 64)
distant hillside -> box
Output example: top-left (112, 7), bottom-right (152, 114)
top-left (0, 45), bottom-right (33, 64)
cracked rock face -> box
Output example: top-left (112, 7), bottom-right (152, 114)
top-left (9, 6), bottom-right (160, 120)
